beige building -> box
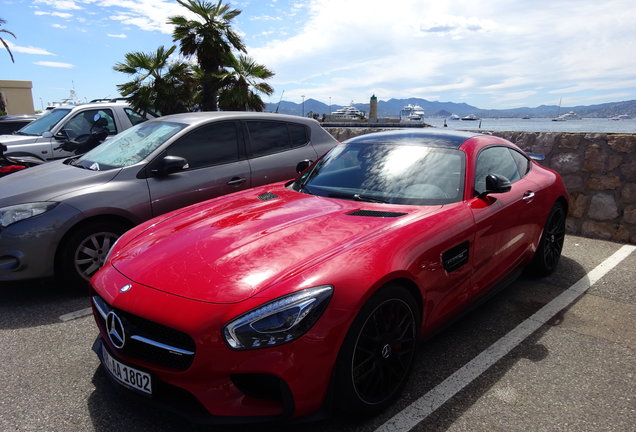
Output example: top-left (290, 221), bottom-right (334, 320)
top-left (0, 80), bottom-right (35, 115)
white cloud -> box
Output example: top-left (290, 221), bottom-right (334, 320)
top-left (248, 0), bottom-right (636, 107)
top-left (34, 11), bottom-right (74, 18)
top-left (5, 41), bottom-right (56, 56)
top-left (107, 33), bottom-right (127, 38)
top-left (52, 24), bottom-right (67, 29)
top-left (34, 0), bottom-right (83, 11)
top-left (34, 61), bottom-right (75, 68)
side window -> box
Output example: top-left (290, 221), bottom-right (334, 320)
top-left (474, 146), bottom-right (521, 195)
top-left (288, 123), bottom-right (309, 148)
top-left (509, 148), bottom-right (530, 177)
top-left (124, 108), bottom-right (148, 126)
top-left (246, 121), bottom-right (291, 157)
top-left (166, 122), bottom-right (239, 170)
top-left (63, 109), bottom-right (117, 138)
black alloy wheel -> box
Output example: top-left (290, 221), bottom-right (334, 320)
top-left (335, 285), bottom-right (419, 415)
top-left (531, 202), bottom-right (566, 276)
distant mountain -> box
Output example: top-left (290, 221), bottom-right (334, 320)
top-left (264, 98), bottom-right (636, 118)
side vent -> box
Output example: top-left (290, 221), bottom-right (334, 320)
top-left (346, 210), bottom-right (407, 218)
top-left (257, 192), bottom-right (279, 201)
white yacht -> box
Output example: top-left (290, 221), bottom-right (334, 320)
top-left (399, 104), bottom-right (426, 122)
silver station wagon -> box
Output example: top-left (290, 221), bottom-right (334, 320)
top-left (0, 112), bottom-right (338, 287)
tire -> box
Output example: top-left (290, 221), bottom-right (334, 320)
top-left (56, 220), bottom-right (127, 289)
top-left (530, 202), bottom-right (566, 276)
top-left (334, 284), bottom-right (420, 416)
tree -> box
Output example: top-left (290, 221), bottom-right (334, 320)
top-left (1, 18), bottom-right (16, 63)
top-left (218, 54), bottom-right (274, 111)
top-left (169, 0), bottom-right (246, 111)
top-left (113, 45), bottom-right (198, 116)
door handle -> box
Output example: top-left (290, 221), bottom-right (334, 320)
top-left (522, 191), bottom-right (535, 202)
top-left (227, 177), bottom-right (247, 186)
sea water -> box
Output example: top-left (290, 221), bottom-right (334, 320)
top-left (424, 117), bottom-right (636, 134)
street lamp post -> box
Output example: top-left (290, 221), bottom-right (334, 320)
top-left (301, 95), bottom-right (305, 117)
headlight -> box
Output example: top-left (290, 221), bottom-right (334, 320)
top-left (223, 285), bottom-right (333, 350)
top-left (0, 202), bottom-right (58, 228)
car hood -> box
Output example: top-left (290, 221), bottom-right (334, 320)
top-left (111, 186), bottom-right (438, 303)
top-left (0, 159), bottom-right (120, 206)
top-left (0, 134), bottom-right (39, 146)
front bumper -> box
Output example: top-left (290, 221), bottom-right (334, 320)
top-left (90, 269), bottom-right (349, 422)
top-left (0, 202), bottom-right (81, 281)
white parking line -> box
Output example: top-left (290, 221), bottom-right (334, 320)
top-left (375, 244), bottom-right (636, 432)
top-left (59, 307), bottom-right (93, 322)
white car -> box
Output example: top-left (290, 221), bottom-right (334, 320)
top-left (0, 100), bottom-right (154, 161)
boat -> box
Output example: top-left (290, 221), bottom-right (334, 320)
top-left (461, 114), bottom-right (479, 121)
top-left (522, 115), bottom-right (531, 119)
top-left (449, 114), bottom-right (460, 120)
top-left (399, 104), bottom-right (426, 122)
top-left (552, 111), bottom-right (581, 121)
top-left (330, 103), bottom-right (365, 120)
top-left (609, 114), bottom-right (629, 120)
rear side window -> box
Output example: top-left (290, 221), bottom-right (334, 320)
top-left (246, 121), bottom-right (309, 158)
top-left (509, 148), bottom-right (530, 176)
top-left (167, 121), bottom-right (239, 169)
top-left (124, 108), bottom-right (148, 126)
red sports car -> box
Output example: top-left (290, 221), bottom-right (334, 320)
top-left (90, 129), bottom-right (568, 423)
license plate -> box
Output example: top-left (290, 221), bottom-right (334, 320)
top-left (102, 347), bottom-right (152, 395)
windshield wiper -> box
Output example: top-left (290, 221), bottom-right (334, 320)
top-left (327, 192), bottom-right (390, 204)
top-left (353, 194), bottom-right (390, 203)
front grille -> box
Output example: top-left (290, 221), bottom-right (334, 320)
top-left (93, 295), bottom-right (196, 370)
top-left (346, 209), bottom-right (408, 218)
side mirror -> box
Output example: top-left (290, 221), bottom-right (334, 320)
top-left (42, 131), bottom-right (54, 139)
top-left (153, 155), bottom-right (189, 176)
top-left (478, 174), bottom-right (511, 199)
top-left (296, 159), bottom-right (313, 174)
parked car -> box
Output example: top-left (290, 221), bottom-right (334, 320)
top-left (0, 112), bottom-right (338, 287)
top-left (0, 114), bottom-right (37, 135)
top-left (89, 129), bottom-right (568, 422)
top-left (0, 100), bottom-right (153, 162)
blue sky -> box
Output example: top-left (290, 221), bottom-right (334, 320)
top-left (2, 0), bottom-right (636, 111)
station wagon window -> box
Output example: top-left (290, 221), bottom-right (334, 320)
top-left (474, 146), bottom-right (524, 195)
top-left (124, 108), bottom-right (148, 126)
top-left (166, 121), bottom-right (239, 169)
top-left (246, 121), bottom-right (309, 158)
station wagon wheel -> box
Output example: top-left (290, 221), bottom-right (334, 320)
top-left (531, 202), bottom-right (566, 276)
top-left (56, 220), bottom-right (128, 289)
top-left (335, 285), bottom-right (419, 415)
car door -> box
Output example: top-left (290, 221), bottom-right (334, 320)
top-left (243, 120), bottom-right (319, 186)
top-left (145, 120), bottom-right (251, 217)
top-left (469, 146), bottom-right (541, 294)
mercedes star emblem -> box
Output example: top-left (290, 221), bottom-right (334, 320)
top-left (106, 311), bottom-right (126, 349)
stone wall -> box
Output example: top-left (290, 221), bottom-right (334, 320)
top-left (325, 127), bottom-right (636, 245)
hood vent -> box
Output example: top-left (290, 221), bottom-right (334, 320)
top-left (257, 192), bottom-right (279, 201)
top-left (347, 209), bottom-right (407, 218)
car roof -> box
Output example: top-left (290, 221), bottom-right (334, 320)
top-left (344, 128), bottom-right (482, 149)
top-left (154, 111), bottom-right (322, 127)
top-left (0, 114), bottom-right (38, 122)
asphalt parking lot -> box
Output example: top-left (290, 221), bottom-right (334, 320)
top-left (1, 234), bottom-right (634, 432)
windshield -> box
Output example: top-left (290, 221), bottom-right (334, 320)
top-left (74, 120), bottom-right (187, 171)
top-left (16, 108), bottom-right (71, 136)
top-left (292, 142), bottom-right (465, 205)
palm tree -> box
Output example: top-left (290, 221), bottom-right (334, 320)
top-left (169, 0), bottom-right (246, 111)
top-left (218, 54), bottom-right (274, 111)
top-left (114, 45), bottom-right (197, 115)
top-left (1, 18), bottom-right (16, 63)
